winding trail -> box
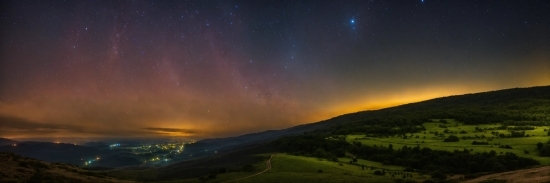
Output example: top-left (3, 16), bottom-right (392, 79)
top-left (223, 154), bottom-right (273, 183)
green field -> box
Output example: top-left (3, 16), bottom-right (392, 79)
top-left (229, 154), bottom-right (425, 183)
top-left (164, 153), bottom-right (426, 183)
top-left (347, 120), bottom-right (550, 164)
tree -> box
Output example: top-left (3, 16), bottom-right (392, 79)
top-left (313, 148), bottom-right (328, 158)
top-left (538, 142), bottom-right (544, 150)
top-left (539, 145), bottom-right (550, 157)
top-left (444, 135), bottom-right (459, 142)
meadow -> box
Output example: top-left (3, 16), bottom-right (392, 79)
top-left (168, 153), bottom-right (426, 183)
top-left (347, 119), bottom-right (550, 164)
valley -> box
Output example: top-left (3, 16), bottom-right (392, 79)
top-left (2, 86), bottom-right (550, 183)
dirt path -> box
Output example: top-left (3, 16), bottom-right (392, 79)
top-left (223, 154), bottom-right (273, 183)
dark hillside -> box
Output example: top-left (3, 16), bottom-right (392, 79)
top-left (0, 141), bottom-right (140, 167)
top-left (317, 86), bottom-right (550, 135)
top-left (109, 144), bottom-right (275, 182)
top-left (0, 152), bottom-right (132, 183)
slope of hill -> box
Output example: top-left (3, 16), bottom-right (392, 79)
top-left (266, 86), bottom-right (550, 182)
top-left (186, 86), bottom-right (550, 153)
top-left (184, 122), bottom-right (333, 154)
top-left (0, 152), bottom-right (132, 183)
top-left (308, 86), bottom-right (550, 136)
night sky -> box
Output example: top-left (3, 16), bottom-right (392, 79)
top-left (1, 0), bottom-right (549, 140)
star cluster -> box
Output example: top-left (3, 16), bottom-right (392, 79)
top-left (0, 1), bottom-right (549, 140)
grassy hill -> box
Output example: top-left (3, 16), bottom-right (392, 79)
top-left (176, 86), bottom-right (550, 159)
top-left (268, 86), bottom-right (550, 182)
top-left (155, 153), bottom-right (427, 183)
top-left (229, 154), bottom-right (425, 183)
top-left (317, 86), bottom-right (550, 135)
top-left (347, 119), bottom-right (550, 163)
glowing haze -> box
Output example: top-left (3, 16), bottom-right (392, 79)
top-left (1, 1), bottom-right (549, 140)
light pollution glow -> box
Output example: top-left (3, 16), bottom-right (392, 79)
top-left (1, 1), bottom-right (549, 141)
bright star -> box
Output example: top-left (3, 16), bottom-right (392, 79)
top-left (351, 19), bottom-right (355, 24)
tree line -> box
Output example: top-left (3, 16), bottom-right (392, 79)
top-left (273, 134), bottom-right (539, 175)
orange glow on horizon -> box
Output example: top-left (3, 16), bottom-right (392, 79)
top-left (3, 84), bottom-right (550, 140)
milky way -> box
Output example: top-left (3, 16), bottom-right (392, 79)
top-left (1, 1), bottom-right (549, 140)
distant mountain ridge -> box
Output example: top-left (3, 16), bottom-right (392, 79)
top-left (0, 138), bottom-right (18, 146)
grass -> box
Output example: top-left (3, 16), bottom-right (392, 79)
top-left (347, 119), bottom-right (550, 164)
top-left (220, 154), bottom-right (426, 183)
top-left (106, 167), bottom-right (158, 181)
top-left (155, 154), bottom-right (269, 183)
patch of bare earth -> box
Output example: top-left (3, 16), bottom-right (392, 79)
top-left (461, 166), bottom-right (550, 183)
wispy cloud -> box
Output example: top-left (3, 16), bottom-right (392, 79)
top-left (0, 114), bottom-right (198, 138)
top-left (142, 127), bottom-right (198, 135)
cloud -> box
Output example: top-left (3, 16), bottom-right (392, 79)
top-left (0, 115), bottom-right (80, 132)
top-left (0, 114), bottom-right (199, 138)
top-left (142, 127), bottom-right (198, 135)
